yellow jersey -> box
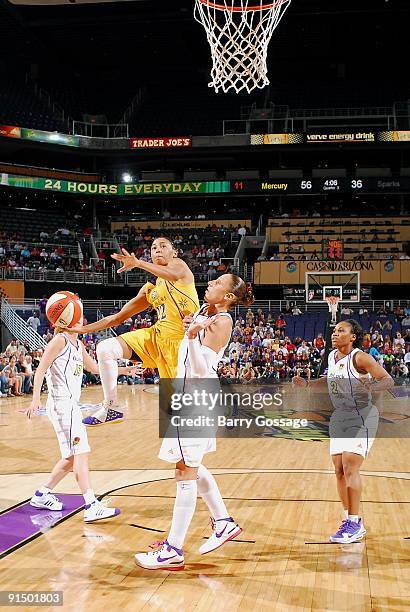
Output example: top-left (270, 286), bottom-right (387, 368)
top-left (145, 278), bottom-right (199, 337)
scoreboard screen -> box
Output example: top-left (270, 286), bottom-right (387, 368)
top-left (232, 177), bottom-right (410, 195)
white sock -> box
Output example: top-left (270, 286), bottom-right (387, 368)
top-left (38, 485), bottom-right (51, 496)
top-left (167, 480), bottom-right (197, 550)
top-left (96, 338), bottom-right (123, 409)
top-left (83, 489), bottom-right (97, 505)
top-left (343, 509), bottom-right (349, 519)
top-left (197, 465), bottom-right (229, 521)
top-left (349, 514), bottom-right (359, 523)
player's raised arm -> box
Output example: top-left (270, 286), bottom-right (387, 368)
top-left (69, 285), bottom-right (150, 334)
top-left (187, 315), bottom-right (232, 378)
top-left (112, 238), bottom-right (194, 285)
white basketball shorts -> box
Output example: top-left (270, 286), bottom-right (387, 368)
top-left (47, 397), bottom-right (91, 459)
top-left (329, 406), bottom-right (379, 458)
top-left (159, 436), bottom-right (216, 468)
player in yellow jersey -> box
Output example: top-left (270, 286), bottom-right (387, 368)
top-left (69, 237), bottom-right (199, 426)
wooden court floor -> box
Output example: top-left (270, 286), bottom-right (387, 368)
top-left (1, 383), bottom-right (410, 611)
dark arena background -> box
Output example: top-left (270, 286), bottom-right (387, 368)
top-left (0, 0), bottom-right (410, 610)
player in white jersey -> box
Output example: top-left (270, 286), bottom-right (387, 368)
top-left (24, 326), bottom-right (140, 522)
top-left (294, 319), bottom-right (393, 543)
top-left (135, 273), bottom-right (254, 571)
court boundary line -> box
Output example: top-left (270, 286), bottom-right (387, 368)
top-left (3, 469), bottom-right (410, 560)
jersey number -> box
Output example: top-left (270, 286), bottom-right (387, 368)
top-left (74, 364), bottom-right (83, 377)
top-left (330, 380), bottom-right (338, 395)
top-left (157, 304), bottom-right (166, 321)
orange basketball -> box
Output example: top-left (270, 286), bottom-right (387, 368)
top-left (46, 291), bottom-right (83, 328)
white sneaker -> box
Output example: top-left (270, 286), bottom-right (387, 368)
top-left (83, 499), bottom-right (120, 523)
top-left (199, 517), bottom-right (242, 555)
top-left (135, 540), bottom-right (185, 571)
top-left (30, 491), bottom-right (64, 511)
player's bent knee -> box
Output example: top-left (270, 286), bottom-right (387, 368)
top-left (96, 337), bottom-right (125, 361)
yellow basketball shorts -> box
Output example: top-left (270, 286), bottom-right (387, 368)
top-left (120, 326), bottom-right (182, 379)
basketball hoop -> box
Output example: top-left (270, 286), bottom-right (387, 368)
top-left (325, 296), bottom-right (340, 326)
top-left (194, 0), bottom-right (292, 94)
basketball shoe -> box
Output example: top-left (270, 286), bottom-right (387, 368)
top-left (330, 518), bottom-right (366, 544)
top-left (83, 499), bottom-right (120, 523)
top-left (199, 517), bottom-right (242, 554)
top-left (82, 400), bottom-right (123, 426)
top-left (30, 490), bottom-right (64, 511)
top-left (134, 540), bottom-right (185, 571)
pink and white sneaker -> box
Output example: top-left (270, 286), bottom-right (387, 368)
top-left (199, 517), bottom-right (242, 555)
top-left (134, 540), bottom-right (185, 571)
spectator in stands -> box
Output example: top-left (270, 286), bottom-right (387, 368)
top-left (0, 356), bottom-right (9, 397)
top-left (391, 359), bottom-right (408, 379)
top-left (291, 304), bottom-right (302, 316)
top-left (2, 355), bottom-right (23, 396)
top-left (5, 339), bottom-right (18, 355)
top-left (21, 246), bottom-right (30, 260)
top-left (26, 311), bottom-right (41, 333)
top-left (275, 314), bottom-right (287, 336)
top-left (43, 330), bottom-right (53, 343)
top-left (393, 332), bottom-right (405, 352)
top-left (369, 345), bottom-right (381, 362)
top-left (382, 320), bottom-right (392, 335)
top-left (362, 333), bottom-right (371, 350)
top-left (16, 353), bottom-right (32, 394)
top-left (239, 362), bottom-right (255, 384)
top-left (402, 315), bottom-right (410, 331)
top-left (238, 225), bottom-right (247, 237)
top-left (371, 320), bottom-right (382, 334)
top-left (393, 305), bottom-right (405, 321)
top-left (39, 230), bottom-right (49, 241)
top-left (314, 333), bottom-right (325, 351)
top-left (31, 246), bottom-right (40, 259)
top-left (341, 305), bottom-right (354, 315)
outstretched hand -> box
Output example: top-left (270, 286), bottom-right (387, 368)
top-left (182, 314), bottom-right (194, 331)
top-left (21, 400), bottom-right (41, 419)
top-left (122, 363), bottom-right (144, 377)
top-left (186, 315), bottom-right (219, 340)
top-left (111, 248), bottom-right (140, 273)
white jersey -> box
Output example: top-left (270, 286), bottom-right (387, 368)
top-left (177, 304), bottom-right (232, 379)
top-left (327, 348), bottom-right (372, 412)
top-left (46, 333), bottom-right (83, 403)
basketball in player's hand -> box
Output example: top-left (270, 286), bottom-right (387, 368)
top-left (46, 291), bottom-right (83, 328)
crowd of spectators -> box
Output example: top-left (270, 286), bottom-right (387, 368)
top-left (2, 302), bottom-right (409, 399)
top-left (216, 305), bottom-right (410, 384)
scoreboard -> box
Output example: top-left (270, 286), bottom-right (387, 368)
top-left (2, 171), bottom-right (410, 198)
top-left (232, 177), bottom-right (410, 195)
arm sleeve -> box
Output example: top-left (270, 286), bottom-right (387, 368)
top-left (188, 338), bottom-right (217, 378)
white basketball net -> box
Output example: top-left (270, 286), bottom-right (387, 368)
top-left (325, 297), bottom-right (340, 325)
top-left (194, 0), bottom-right (291, 94)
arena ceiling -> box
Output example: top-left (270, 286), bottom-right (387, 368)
top-left (0, 0), bottom-right (409, 106)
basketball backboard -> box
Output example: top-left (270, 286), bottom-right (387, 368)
top-left (305, 271), bottom-right (360, 304)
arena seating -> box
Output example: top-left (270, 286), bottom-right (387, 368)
top-left (0, 80), bottom-right (66, 133)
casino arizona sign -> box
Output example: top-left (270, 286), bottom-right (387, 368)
top-left (306, 261), bottom-right (374, 271)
